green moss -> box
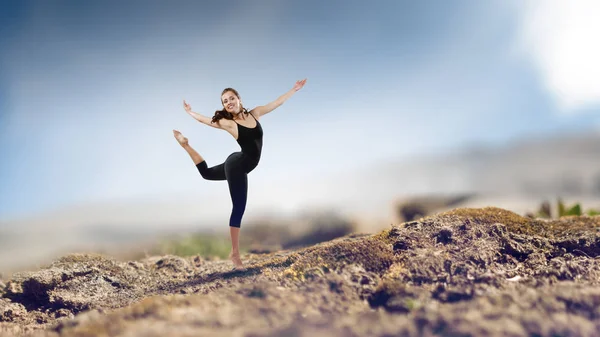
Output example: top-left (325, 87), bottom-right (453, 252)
top-left (372, 229), bottom-right (395, 245)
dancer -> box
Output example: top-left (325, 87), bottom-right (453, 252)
top-left (173, 78), bottom-right (307, 270)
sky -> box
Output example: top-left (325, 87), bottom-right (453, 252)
top-left (1, 0), bottom-right (600, 222)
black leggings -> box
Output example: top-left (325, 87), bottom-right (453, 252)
top-left (196, 152), bottom-right (256, 228)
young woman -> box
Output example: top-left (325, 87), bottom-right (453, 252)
top-left (173, 79), bottom-right (307, 270)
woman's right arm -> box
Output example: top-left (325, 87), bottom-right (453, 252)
top-left (183, 100), bottom-right (222, 129)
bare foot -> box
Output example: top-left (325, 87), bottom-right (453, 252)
top-left (229, 251), bottom-right (245, 270)
top-left (173, 130), bottom-right (188, 146)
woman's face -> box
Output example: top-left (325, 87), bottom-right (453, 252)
top-left (222, 91), bottom-right (241, 114)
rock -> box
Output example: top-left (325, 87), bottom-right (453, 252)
top-left (4, 253), bottom-right (158, 314)
top-left (0, 299), bottom-right (26, 322)
top-left (148, 255), bottom-right (193, 273)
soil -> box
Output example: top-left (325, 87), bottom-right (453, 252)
top-left (2, 206), bottom-right (600, 336)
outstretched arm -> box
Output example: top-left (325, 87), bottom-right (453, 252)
top-left (183, 100), bottom-right (222, 129)
top-left (252, 79), bottom-right (307, 118)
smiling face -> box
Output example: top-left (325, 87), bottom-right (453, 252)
top-left (221, 89), bottom-right (242, 114)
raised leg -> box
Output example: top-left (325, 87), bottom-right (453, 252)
top-left (196, 161), bottom-right (226, 181)
top-left (173, 130), bottom-right (203, 165)
top-left (173, 129), bottom-right (226, 181)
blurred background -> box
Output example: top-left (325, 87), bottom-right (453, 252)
top-left (1, 0), bottom-right (599, 275)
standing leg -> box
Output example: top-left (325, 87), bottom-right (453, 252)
top-left (229, 226), bottom-right (243, 268)
top-left (224, 153), bottom-right (249, 269)
top-left (225, 158), bottom-right (248, 228)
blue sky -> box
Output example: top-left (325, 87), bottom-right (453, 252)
top-left (1, 0), bottom-right (599, 222)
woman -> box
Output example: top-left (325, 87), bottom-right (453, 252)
top-left (173, 78), bottom-right (307, 270)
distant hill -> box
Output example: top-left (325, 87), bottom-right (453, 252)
top-left (333, 130), bottom-right (600, 219)
top-left (354, 130), bottom-right (600, 198)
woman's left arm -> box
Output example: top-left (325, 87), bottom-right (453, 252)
top-left (252, 78), bottom-right (307, 118)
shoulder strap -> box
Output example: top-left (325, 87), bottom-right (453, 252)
top-left (249, 110), bottom-right (257, 121)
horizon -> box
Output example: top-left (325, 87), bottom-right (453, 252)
top-left (2, 128), bottom-right (599, 228)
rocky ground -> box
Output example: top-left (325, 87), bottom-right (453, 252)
top-left (1, 207), bottom-right (600, 336)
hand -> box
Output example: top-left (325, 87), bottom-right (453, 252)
top-left (183, 100), bottom-right (192, 113)
top-left (293, 78), bottom-right (307, 91)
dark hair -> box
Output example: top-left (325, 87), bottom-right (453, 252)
top-left (211, 88), bottom-right (249, 123)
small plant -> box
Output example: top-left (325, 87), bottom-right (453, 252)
top-left (559, 200), bottom-right (581, 216)
top-left (587, 209), bottom-right (600, 216)
top-left (533, 198), bottom-right (600, 219)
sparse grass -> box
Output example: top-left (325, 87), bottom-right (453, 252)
top-left (153, 233), bottom-right (242, 259)
top-left (531, 198), bottom-right (600, 219)
top-left (144, 214), bottom-right (357, 260)
top-left (555, 199), bottom-right (600, 217)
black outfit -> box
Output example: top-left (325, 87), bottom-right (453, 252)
top-left (196, 112), bottom-right (263, 228)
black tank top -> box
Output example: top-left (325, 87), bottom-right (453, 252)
top-left (235, 111), bottom-right (263, 164)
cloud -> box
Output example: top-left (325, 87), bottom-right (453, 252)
top-left (514, 0), bottom-right (600, 112)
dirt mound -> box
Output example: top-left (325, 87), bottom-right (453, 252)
top-left (2, 207), bottom-right (600, 336)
